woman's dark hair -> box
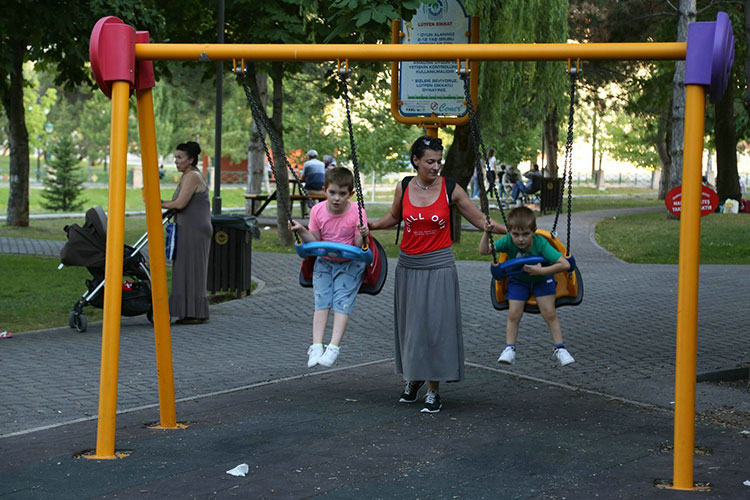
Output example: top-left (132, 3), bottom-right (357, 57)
top-left (177, 141), bottom-right (201, 167)
top-left (409, 136), bottom-right (443, 169)
top-left (488, 148), bottom-right (496, 157)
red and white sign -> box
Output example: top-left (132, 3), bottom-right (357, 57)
top-left (665, 184), bottom-right (719, 217)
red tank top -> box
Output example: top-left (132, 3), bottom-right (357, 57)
top-left (400, 177), bottom-right (452, 255)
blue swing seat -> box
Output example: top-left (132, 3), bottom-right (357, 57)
top-left (490, 229), bottom-right (583, 314)
top-left (490, 255), bottom-right (547, 280)
top-left (295, 241), bottom-right (373, 265)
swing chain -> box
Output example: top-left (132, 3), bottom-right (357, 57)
top-left (460, 66), bottom-right (504, 263)
top-left (337, 63), bottom-right (366, 230)
top-left (552, 62), bottom-right (578, 255)
top-left (236, 67), bottom-right (303, 242)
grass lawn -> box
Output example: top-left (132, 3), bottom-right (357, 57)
top-left (596, 211), bottom-right (750, 264)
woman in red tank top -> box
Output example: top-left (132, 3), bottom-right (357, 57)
top-left (369, 136), bottom-right (507, 413)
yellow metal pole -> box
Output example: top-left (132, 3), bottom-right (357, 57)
top-left (136, 88), bottom-right (177, 429)
top-left (136, 42), bottom-right (686, 63)
top-left (672, 83), bottom-right (706, 489)
top-left (91, 80), bottom-right (130, 459)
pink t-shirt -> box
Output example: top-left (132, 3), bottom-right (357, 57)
top-left (308, 201), bottom-right (368, 260)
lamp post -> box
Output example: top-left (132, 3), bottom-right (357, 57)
top-left (42, 122), bottom-right (54, 179)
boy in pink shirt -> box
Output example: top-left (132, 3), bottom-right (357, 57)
top-left (289, 167), bottom-right (369, 368)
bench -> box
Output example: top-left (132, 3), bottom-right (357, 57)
top-left (244, 192), bottom-right (327, 218)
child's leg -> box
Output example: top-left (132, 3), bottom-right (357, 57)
top-left (506, 300), bottom-right (525, 345)
top-left (329, 312), bottom-right (350, 347)
top-left (312, 309), bottom-right (330, 344)
top-left (536, 295), bottom-right (563, 344)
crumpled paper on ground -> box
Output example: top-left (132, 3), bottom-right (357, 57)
top-left (226, 463), bottom-right (249, 477)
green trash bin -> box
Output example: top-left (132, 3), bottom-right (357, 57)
top-left (541, 177), bottom-right (562, 215)
top-left (207, 214), bottom-right (260, 295)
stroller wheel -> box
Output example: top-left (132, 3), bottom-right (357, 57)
top-left (146, 308), bottom-right (154, 324)
top-left (68, 311), bottom-right (77, 329)
top-left (75, 314), bottom-right (88, 333)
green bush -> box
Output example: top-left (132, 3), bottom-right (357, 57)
top-left (41, 136), bottom-right (86, 212)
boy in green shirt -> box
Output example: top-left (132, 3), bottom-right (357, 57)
top-left (479, 207), bottom-right (575, 366)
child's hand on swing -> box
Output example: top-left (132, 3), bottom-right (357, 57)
top-left (484, 221), bottom-right (493, 233)
top-left (357, 223), bottom-right (369, 239)
top-left (288, 220), bottom-right (303, 232)
top-left (523, 263), bottom-right (544, 275)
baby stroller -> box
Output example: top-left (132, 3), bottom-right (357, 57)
top-left (59, 206), bottom-right (172, 332)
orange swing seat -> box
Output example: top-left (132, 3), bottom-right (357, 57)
top-left (490, 229), bottom-right (583, 314)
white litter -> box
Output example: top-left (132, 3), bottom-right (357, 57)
top-left (263, 226), bottom-right (271, 230)
top-left (226, 463), bottom-right (249, 477)
top-left (740, 430), bottom-right (750, 435)
top-left (743, 480), bottom-right (750, 487)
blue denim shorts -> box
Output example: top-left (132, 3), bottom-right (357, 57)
top-left (313, 258), bottom-right (365, 314)
top-left (506, 275), bottom-right (557, 301)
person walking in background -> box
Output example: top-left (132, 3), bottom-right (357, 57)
top-left (289, 167), bottom-right (370, 368)
top-left (478, 206), bottom-right (575, 367)
top-left (486, 148), bottom-right (497, 189)
top-left (368, 136), bottom-right (507, 414)
top-left (161, 141), bottom-right (212, 325)
top-left (301, 149), bottom-right (326, 193)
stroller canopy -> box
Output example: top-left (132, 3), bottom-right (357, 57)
top-left (60, 206), bottom-right (108, 268)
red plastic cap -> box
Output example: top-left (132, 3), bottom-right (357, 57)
top-left (135, 31), bottom-right (155, 90)
top-left (89, 17), bottom-right (136, 98)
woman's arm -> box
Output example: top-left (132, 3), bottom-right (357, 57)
top-left (161, 171), bottom-right (202, 210)
top-left (368, 182), bottom-right (403, 231)
top-left (452, 185), bottom-right (507, 234)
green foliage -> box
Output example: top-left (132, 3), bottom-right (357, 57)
top-left (465, 0), bottom-right (568, 163)
top-left (40, 136), bottom-right (86, 212)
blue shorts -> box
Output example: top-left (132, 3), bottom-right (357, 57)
top-left (313, 258), bottom-right (365, 314)
top-left (506, 275), bottom-right (557, 301)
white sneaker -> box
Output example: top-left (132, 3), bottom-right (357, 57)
top-left (554, 347), bottom-right (575, 366)
top-left (498, 346), bottom-right (516, 365)
top-left (307, 344), bottom-right (324, 368)
top-left (318, 345), bottom-right (340, 367)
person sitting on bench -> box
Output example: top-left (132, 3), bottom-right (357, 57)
top-left (301, 149), bottom-right (326, 193)
top-left (511, 163), bottom-right (543, 204)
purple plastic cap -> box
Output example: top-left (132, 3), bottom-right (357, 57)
top-left (685, 12), bottom-right (735, 103)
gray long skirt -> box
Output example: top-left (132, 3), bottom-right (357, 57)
top-left (394, 247), bottom-right (464, 382)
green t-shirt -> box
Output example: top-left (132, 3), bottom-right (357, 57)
top-left (493, 233), bottom-right (563, 284)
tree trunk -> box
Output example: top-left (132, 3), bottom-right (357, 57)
top-left (442, 122), bottom-right (474, 243)
top-left (743, 0), bottom-right (750, 116)
top-left (656, 109), bottom-right (672, 200)
top-left (668, 0), bottom-right (696, 192)
top-left (715, 81), bottom-right (741, 202)
top-left (269, 62), bottom-right (293, 246)
top-left (543, 107), bottom-right (559, 177)
top-left (3, 42), bottom-right (30, 227)
top-left (245, 72), bottom-right (268, 213)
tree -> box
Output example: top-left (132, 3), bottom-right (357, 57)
top-left (1, 0), bottom-right (167, 226)
top-left (41, 136), bottom-right (85, 212)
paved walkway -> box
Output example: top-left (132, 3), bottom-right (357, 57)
top-left (1, 207), bottom-right (749, 499)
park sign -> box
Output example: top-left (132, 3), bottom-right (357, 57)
top-left (665, 184), bottom-right (719, 217)
top-left (399, 0), bottom-right (471, 117)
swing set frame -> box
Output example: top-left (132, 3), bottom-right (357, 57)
top-left (87, 13), bottom-right (733, 492)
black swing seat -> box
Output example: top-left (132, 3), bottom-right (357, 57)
top-left (299, 234), bottom-right (388, 296)
top-left (490, 229), bottom-right (583, 314)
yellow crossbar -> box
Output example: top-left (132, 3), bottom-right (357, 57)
top-left (135, 42), bottom-right (686, 62)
